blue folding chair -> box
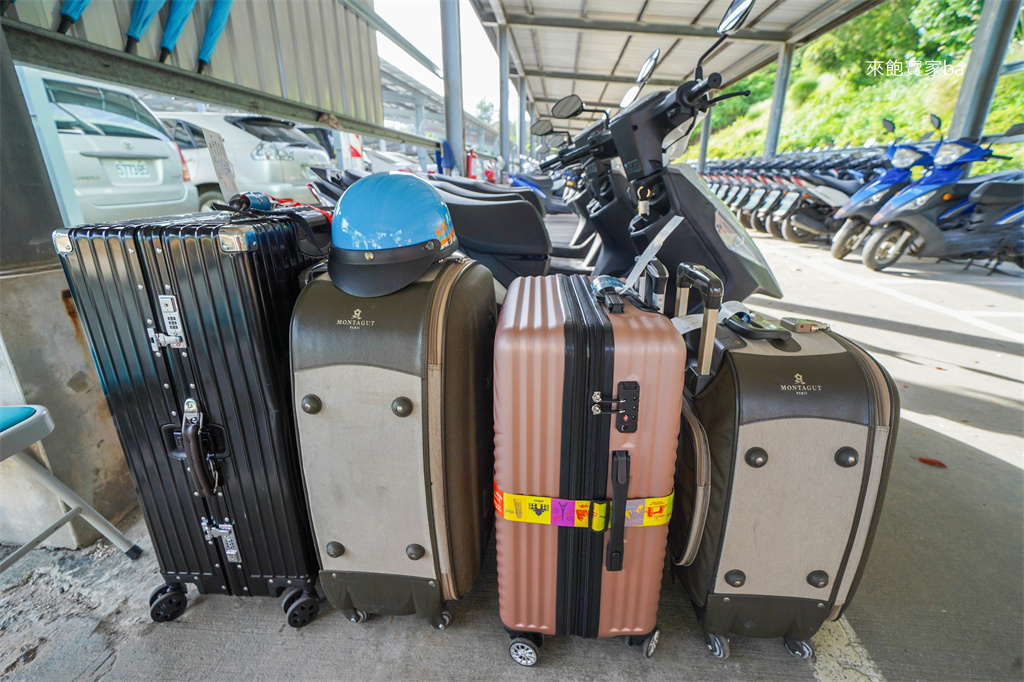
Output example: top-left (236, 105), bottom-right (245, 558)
top-left (0, 405), bottom-right (142, 573)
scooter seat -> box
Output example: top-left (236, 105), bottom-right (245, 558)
top-left (436, 175), bottom-right (545, 216)
top-left (431, 179), bottom-right (540, 214)
top-left (968, 179), bottom-right (1024, 206)
top-left (520, 173), bottom-right (554, 191)
top-left (433, 188), bottom-right (551, 258)
top-left (806, 173), bottom-right (863, 196)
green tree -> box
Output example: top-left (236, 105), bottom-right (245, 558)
top-left (475, 98), bottom-right (495, 126)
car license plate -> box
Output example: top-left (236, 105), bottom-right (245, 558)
top-left (115, 161), bottom-right (150, 179)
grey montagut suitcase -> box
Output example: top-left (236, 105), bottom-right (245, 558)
top-left (669, 263), bottom-right (900, 660)
top-left (54, 210), bottom-right (328, 628)
top-left (290, 258), bottom-right (496, 628)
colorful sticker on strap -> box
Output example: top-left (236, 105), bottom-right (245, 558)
top-left (494, 482), bottom-right (671, 530)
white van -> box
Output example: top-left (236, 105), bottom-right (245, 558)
top-left (21, 67), bottom-right (198, 223)
top-left (158, 113), bottom-right (330, 210)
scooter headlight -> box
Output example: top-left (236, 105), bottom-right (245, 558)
top-left (891, 148), bottom-right (923, 169)
top-left (934, 142), bottom-right (970, 166)
top-left (913, 189), bottom-right (937, 207)
top-left (866, 190), bottom-right (889, 205)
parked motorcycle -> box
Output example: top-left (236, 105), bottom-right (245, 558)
top-left (536, 6), bottom-right (782, 310)
top-left (831, 119), bottom-right (936, 260)
top-left (861, 119), bottom-right (1024, 271)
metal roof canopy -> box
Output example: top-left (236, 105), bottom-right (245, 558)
top-left (469, 0), bottom-right (887, 133)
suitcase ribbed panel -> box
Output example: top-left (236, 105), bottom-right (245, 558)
top-left (61, 227), bottom-right (220, 582)
top-left (494, 276), bottom-right (566, 633)
top-left (598, 306), bottom-right (686, 637)
top-left (148, 224), bottom-right (314, 589)
top-left (59, 213), bottom-right (321, 598)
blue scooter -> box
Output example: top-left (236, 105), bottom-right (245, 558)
top-left (862, 118), bottom-right (1023, 271)
top-left (830, 118), bottom-right (936, 260)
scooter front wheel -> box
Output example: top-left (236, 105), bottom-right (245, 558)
top-left (830, 219), bottom-right (866, 260)
top-left (783, 218), bottom-right (817, 243)
top-left (863, 225), bottom-right (913, 271)
top-left (766, 216), bottom-right (784, 239)
top-left (750, 213), bottom-right (766, 232)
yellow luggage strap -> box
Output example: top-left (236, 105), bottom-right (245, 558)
top-left (493, 482), bottom-right (673, 532)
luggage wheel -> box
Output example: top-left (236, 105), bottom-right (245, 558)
top-left (149, 583), bottom-right (188, 623)
top-left (641, 627), bottom-right (661, 658)
top-left (783, 637), bottom-right (815, 660)
top-left (344, 608), bottom-right (369, 624)
top-left (508, 636), bottom-right (540, 667)
top-left (431, 608), bottom-right (453, 631)
top-left (704, 632), bottom-right (730, 660)
top-left (284, 589), bottom-right (320, 629)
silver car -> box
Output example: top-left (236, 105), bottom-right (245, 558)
top-left (23, 68), bottom-right (198, 223)
top-left (158, 113), bottom-right (330, 210)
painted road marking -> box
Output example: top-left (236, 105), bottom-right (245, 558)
top-left (812, 617), bottom-right (887, 682)
top-left (787, 254), bottom-right (1023, 343)
top-left (900, 408), bottom-right (1023, 469)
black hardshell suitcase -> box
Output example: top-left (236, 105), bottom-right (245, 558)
top-left (53, 210), bottom-right (327, 628)
top-left (669, 264), bottom-right (900, 660)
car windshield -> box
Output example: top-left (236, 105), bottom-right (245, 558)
top-left (45, 79), bottom-right (168, 140)
top-left (231, 117), bottom-right (315, 146)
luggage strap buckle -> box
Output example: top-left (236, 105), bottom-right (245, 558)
top-left (492, 482), bottom-right (672, 533)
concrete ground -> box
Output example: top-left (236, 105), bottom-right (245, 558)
top-left (2, 224), bottom-right (1022, 681)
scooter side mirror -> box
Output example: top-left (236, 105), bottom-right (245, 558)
top-left (531, 119), bottom-right (554, 136)
top-left (636, 49), bottom-right (660, 83)
top-left (547, 132), bottom-right (571, 148)
top-left (718, 0), bottom-right (754, 35)
top-left (620, 85), bottom-right (642, 108)
top-left (882, 119), bottom-right (895, 134)
top-left (930, 113), bottom-right (942, 131)
top-left (551, 94), bottom-right (585, 119)
top-left (1003, 122), bottom-right (1024, 137)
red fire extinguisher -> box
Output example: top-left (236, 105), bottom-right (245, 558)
top-left (465, 148), bottom-right (479, 179)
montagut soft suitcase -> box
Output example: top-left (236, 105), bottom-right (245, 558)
top-left (54, 210), bottom-right (327, 628)
top-left (290, 259), bottom-right (496, 629)
top-left (669, 263), bottom-right (900, 660)
top-left (493, 274), bottom-right (687, 666)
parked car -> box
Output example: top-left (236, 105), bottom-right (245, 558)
top-left (157, 113), bottom-right (330, 210)
top-left (20, 67), bottom-right (198, 223)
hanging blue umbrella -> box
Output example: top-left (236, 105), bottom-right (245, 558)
top-left (125, 0), bottom-right (166, 54)
top-left (196, 0), bottom-right (233, 74)
top-left (159, 0), bottom-right (198, 62)
top-left (57, 0), bottom-right (92, 32)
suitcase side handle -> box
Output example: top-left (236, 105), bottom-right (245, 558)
top-left (676, 264), bottom-right (723, 376)
top-left (675, 400), bottom-right (711, 567)
top-left (181, 402), bottom-right (216, 498)
top-left (606, 450), bottom-right (631, 572)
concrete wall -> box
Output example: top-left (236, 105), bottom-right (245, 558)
top-left (0, 267), bottom-right (137, 548)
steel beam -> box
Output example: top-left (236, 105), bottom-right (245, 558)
top-left (534, 96), bottom-right (622, 109)
top-left (698, 108), bottom-right (713, 173)
top-left (518, 76), bottom-right (527, 169)
top-left (338, 0), bottom-right (442, 77)
top-left (949, 0), bottom-right (1023, 141)
top-left (504, 13), bottom-right (786, 42)
top-left (499, 24), bottom-right (510, 178)
top-left (440, 0), bottom-right (465, 173)
top-left (2, 19), bottom-right (438, 150)
top-left (524, 68), bottom-right (679, 87)
top-left (763, 43), bottom-right (794, 158)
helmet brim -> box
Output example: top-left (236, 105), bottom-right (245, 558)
top-left (327, 238), bottom-right (458, 298)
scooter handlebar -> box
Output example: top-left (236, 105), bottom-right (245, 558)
top-left (681, 72), bottom-right (722, 107)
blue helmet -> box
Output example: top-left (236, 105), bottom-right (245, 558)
top-left (328, 172), bottom-right (457, 297)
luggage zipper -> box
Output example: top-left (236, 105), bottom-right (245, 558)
top-left (425, 260), bottom-right (470, 601)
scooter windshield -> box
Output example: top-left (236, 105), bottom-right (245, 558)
top-left (675, 163), bottom-right (776, 276)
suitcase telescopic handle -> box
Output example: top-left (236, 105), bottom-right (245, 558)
top-left (606, 451), bottom-right (631, 572)
top-left (676, 264), bottom-right (724, 376)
